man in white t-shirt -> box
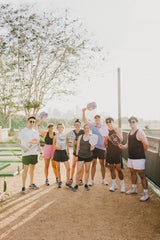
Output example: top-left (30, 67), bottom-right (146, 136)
top-left (17, 116), bottom-right (42, 194)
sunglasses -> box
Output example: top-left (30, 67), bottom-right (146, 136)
top-left (129, 120), bottom-right (136, 124)
top-left (48, 126), bottom-right (53, 128)
top-left (29, 120), bottom-right (35, 123)
top-left (106, 120), bottom-right (112, 124)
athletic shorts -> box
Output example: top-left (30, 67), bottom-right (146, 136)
top-left (53, 150), bottom-right (68, 162)
top-left (78, 156), bottom-right (93, 162)
top-left (22, 155), bottom-right (38, 165)
top-left (93, 148), bottom-right (106, 160)
top-left (128, 158), bottom-right (145, 170)
top-left (43, 144), bottom-right (55, 159)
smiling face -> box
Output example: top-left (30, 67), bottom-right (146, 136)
top-left (57, 124), bottom-right (64, 133)
top-left (74, 122), bottom-right (81, 131)
top-left (105, 118), bottom-right (114, 130)
top-left (128, 119), bottom-right (138, 129)
top-left (84, 124), bottom-right (90, 134)
top-left (48, 125), bottom-right (54, 132)
top-left (27, 118), bottom-right (35, 128)
top-left (94, 115), bottom-right (101, 126)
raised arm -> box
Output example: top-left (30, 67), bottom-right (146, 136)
top-left (82, 108), bottom-right (89, 124)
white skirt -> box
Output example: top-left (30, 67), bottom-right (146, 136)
top-left (128, 158), bottom-right (145, 170)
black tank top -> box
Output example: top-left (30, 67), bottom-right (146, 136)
top-left (73, 129), bottom-right (84, 154)
top-left (45, 132), bottom-right (55, 145)
top-left (108, 129), bottom-right (121, 152)
top-left (128, 129), bottom-right (145, 159)
top-left (78, 135), bottom-right (92, 158)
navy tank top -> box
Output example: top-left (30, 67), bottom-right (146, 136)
top-left (128, 129), bottom-right (145, 159)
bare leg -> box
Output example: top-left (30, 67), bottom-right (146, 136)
top-left (91, 158), bottom-right (97, 180)
top-left (70, 155), bottom-right (76, 179)
top-left (84, 162), bottom-right (91, 185)
top-left (51, 160), bottom-right (58, 178)
top-left (99, 159), bottom-right (105, 179)
top-left (75, 161), bottom-right (84, 185)
top-left (130, 168), bottom-right (137, 184)
top-left (44, 158), bottom-right (50, 179)
top-left (57, 162), bottom-right (61, 182)
top-left (29, 164), bottom-right (35, 185)
top-left (137, 170), bottom-right (148, 189)
top-left (22, 165), bottom-right (29, 187)
top-left (115, 163), bottom-right (124, 180)
top-left (109, 164), bottom-right (116, 179)
top-left (63, 161), bottom-right (70, 184)
top-left (80, 164), bottom-right (84, 181)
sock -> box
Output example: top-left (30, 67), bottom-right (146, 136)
top-left (112, 179), bottom-right (116, 185)
top-left (132, 184), bottom-right (137, 188)
top-left (46, 179), bottom-right (48, 181)
top-left (121, 180), bottom-right (124, 185)
top-left (144, 189), bottom-right (148, 193)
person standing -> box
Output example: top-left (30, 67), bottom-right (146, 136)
top-left (73, 124), bottom-right (95, 191)
top-left (104, 117), bottom-right (125, 192)
top-left (17, 116), bottom-right (41, 194)
top-left (69, 119), bottom-right (84, 185)
top-left (119, 116), bottom-right (149, 201)
top-left (82, 108), bottom-right (108, 186)
top-left (53, 123), bottom-right (73, 190)
top-left (35, 121), bottom-right (58, 186)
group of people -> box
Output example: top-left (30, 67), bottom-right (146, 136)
top-left (17, 108), bottom-right (149, 202)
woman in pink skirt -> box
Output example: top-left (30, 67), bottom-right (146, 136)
top-left (36, 122), bottom-right (58, 185)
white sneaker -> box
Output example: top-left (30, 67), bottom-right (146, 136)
top-left (89, 180), bottom-right (94, 186)
top-left (109, 183), bottom-right (118, 192)
top-left (103, 179), bottom-right (109, 185)
top-left (121, 183), bottom-right (126, 193)
top-left (140, 193), bottom-right (150, 202)
top-left (126, 187), bottom-right (137, 194)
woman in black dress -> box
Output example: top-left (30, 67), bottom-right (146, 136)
top-left (104, 117), bottom-right (125, 193)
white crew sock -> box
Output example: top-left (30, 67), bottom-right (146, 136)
top-left (112, 179), bottom-right (116, 185)
top-left (121, 180), bottom-right (124, 185)
top-left (144, 189), bottom-right (148, 193)
top-left (132, 184), bottom-right (137, 188)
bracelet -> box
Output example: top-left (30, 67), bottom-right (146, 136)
top-left (40, 152), bottom-right (42, 155)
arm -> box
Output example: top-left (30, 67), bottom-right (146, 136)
top-left (53, 136), bottom-right (62, 150)
top-left (66, 136), bottom-right (70, 157)
top-left (82, 108), bottom-right (90, 124)
top-left (119, 139), bottom-right (128, 149)
top-left (17, 139), bottom-right (29, 153)
top-left (137, 130), bottom-right (149, 152)
top-left (114, 127), bottom-right (123, 142)
top-left (34, 119), bottom-right (41, 131)
top-left (76, 135), bottom-right (82, 156)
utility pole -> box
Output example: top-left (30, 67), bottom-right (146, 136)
top-left (118, 68), bottom-right (121, 128)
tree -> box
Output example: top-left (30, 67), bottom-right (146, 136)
top-left (0, 3), bottom-right (103, 121)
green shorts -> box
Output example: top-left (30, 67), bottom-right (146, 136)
top-left (22, 155), bottom-right (38, 165)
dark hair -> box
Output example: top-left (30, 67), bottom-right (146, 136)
top-left (74, 119), bottom-right (81, 124)
top-left (105, 117), bottom-right (114, 122)
top-left (94, 115), bottom-right (101, 119)
top-left (27, 116), bottom-right (36, 121)
top-left (128, 116), bottom-right (138, 122)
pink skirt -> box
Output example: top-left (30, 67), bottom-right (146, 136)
top-left (43, 144), bottom-right (55, 160)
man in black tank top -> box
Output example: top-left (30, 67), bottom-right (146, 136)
top-left (119, 116), bottom-right (149, 202)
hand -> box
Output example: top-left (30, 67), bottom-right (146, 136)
top-left (82, 108), bottom-right (87, 112)
top-left (73, 140), bottom-right (77, 145)
top-left (90, 145), bottom-right (95, 151)
top-left (23, 148), bottom-right (29, 153)
top-left (118, 144), bottom-right (124, 149)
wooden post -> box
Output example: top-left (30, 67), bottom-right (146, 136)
top-left (118, 68), bottom-right (121, 128)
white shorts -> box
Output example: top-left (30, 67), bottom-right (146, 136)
top-left (128, 158), bottom-right (145, 170)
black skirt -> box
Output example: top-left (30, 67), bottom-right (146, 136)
top-left (53, 150), bottom-right (68, 162)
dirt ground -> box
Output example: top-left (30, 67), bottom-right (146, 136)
top-left (0, 149), bottom-right (160, 240)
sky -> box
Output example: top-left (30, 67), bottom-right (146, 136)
top-left (2, 0), bottom-right (160, 121)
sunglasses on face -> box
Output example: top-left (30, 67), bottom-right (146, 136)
top-left (48, 126), bottom-right (53, 128)
top-left (29, 120), bottom-right (35, 123)
top-left (129, 120), bottom-right (136, 124)
top-left (106, 120), bottom-right (112, 124)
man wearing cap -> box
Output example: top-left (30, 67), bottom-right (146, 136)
top-left (119, 116), bottom-right (149, 201)
top-left (17, 116), bottom-right (41, 194)
top-left (82, 108), bottom-right (109, 186)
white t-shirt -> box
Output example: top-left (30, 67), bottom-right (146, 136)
top-left (56, 133), bottom-right (66, 150)
top-left (18, 127), bottom-right (40, 156)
